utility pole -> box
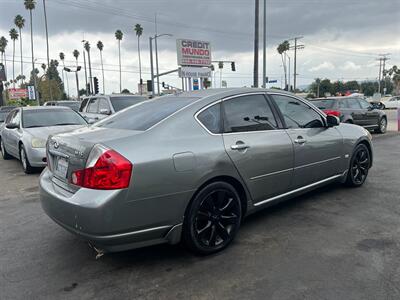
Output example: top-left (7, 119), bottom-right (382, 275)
top-left (378, 53), bottom-right (390, 95)
top-left (289, 36), bottom-right (304, 92)
top-left (377, 57), bottom-right (382, 94)
top-left (262, 0), bottom-right (266, 88)
top-left (154, 13), bottom-right (160, 95)
top-left (82, 40), bottom-right (88, 95)
top-left (149, 36), bottom-right (155, 98)
top-left (253, 0), bottom-right (259, 88)
top-left (43, 0), bottom-right (53, 100)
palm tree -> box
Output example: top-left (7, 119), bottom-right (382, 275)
top-left (84, 41), bottom-right (93, 94)
top-left (41, 63), bottom-right (46, 72)
top-left (59, 52), bottom-right (69, 97)
top-left (24, 0), bottom-right (38, 103)
top-left (97, 40), bottom-right (105, 94)
top-left (73, 49), bottom-right (79, 67)
top-left (14, 15), bottom-right (25, 83)
top-left (0, 37), bottom-right (8, 78)
top-left (14, 15), bottom-right (25, 84)
top-left (134, 24), bottom-right (143, 94)
top-left (9, 28), bottom-right (19, 88)
top-left (115, 30), bottom-right (123, 93)
top-left (277, 40), bottom-right (290, 89)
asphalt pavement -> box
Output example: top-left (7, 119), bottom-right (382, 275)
top-left (1, 133), bottom-right (400, 300)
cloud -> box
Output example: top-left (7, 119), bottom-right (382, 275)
top-left (309, 62), bottom-right (335, 72)
top-left (340, 61), bottom-right (361, 70)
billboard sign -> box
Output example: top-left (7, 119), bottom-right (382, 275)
top-left (193, 79), bottom-right (199, 90)
top-left (177, 39), bottom-right (211, 67)
top-left (8, 88), bottom-right (28, 100)
top-left (27, 86), bottom-right (36, 100)
top-left (179, 67), bottom-right (212, 78)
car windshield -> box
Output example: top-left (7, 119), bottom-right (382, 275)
top-left (22, 109), bottom-right (87, 128)
top-left (110, 96), bottom-right (147, 112)
top-left (311, 99), bottom-right (336, 109)
top-left (96, 96), bottom-right (196, 131)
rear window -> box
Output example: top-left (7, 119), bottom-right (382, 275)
top-left (110, 96), bottom-right (147, 112)
top-left (311, 99), bottom-right (336, 109)
top-left (22, 109), bottom-right (87, 128)
top-left (96, 97), bottom-right (196, 131)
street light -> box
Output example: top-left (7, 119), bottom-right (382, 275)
top-left (81, 39), bottom-right (89, 95)
top-left (149, 33), bottom-right (173, 97)
top-left (64, 66), bottom-right (82, 100)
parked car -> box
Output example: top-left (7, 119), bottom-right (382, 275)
top-left (380, 96), bottom-right (400, 109)
top-left (79, 94), bottom-right (147, 123)
top-left (311, 96), bottom-right (387, 133)
top-left (40, 88), bottom-right (373, 255)
top-left (0, 106), bottom-right (88, 173)
top-left (44, 100), bottom-right (81, 112)
top-left (0, 106), bottom-right (16, 125)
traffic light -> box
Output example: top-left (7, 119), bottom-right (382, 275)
top-left (147, 80), bottom-right (153, 92)
top-left (162, 82), bottom-right (165, 88)
top-left (218, 61), bottom-right (224, 69)
top-left (231, 62), bottom-right (236, 72)
top-left (93, 77), bottom-right (99, 94)
top-left (210, 64), bottom-right (215, 71)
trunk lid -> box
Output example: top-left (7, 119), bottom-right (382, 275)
top-left (47, 127), bottom-right (142, 193)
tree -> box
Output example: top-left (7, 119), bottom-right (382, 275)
top-left (121, 88), bottom-right (130, 94)
top-left (59, 52), bottom-right (69, 97)
top-left (277, 40), bottom-right (290, 89)
top-left (344, 80), bottom-right (360, 92)
top-left (0, 36), bottom-right (8, 78)
top-left (84, 41), bottom-right (93, 94)
top-left (24, 0), bottom-right (37, 102)
top-left (73, 49), bottom-right (79, 66)
top-left (309, 78), bottom-right (333, 97)
top-left (14, 15), bottom-right (25, 83)
top-left (388, 65), bottom-right (400, 95)
top-left (134, 24), bottom-right (143, 93)
top-left (97, 40), bottom-right (105, 94)
top-left (9, 28), bottom-right (19, 88)
top-left (39, 59), bottom-right (64, 102)
top-left (115, 29), bottom-right (123, 93)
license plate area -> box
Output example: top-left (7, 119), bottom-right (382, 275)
top-left (54, 156), bottom-right (69, 179)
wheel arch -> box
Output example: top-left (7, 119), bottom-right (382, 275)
top-left (357, 138), bottom-right (373, 168)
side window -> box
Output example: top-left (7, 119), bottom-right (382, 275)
top-left (87, 98), bottom-right (99, 113)
top-left (346, 98), bottom-right (361, 109)
top-left (223, 94), bottom-right (278, 133)
top-left (359, 99), bottom-right (370, 109)
top-left (273, 95), bottom-right (324, 129)
top-left (11, 110), bottom-right (21, 125)
top-left (197, 103), bottom-right (222, 134)
top-left (5, 111), bottom-right (15, 124)
top-left (338, 100), bottom-right (348, 109)
top-left (98, 98), bottom-right (111, 112)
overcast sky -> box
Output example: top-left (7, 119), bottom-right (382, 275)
top-left (0, 0), bottom-right (399, 96)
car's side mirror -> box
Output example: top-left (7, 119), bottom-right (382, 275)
top-left (6, 123), bottom-right (19, 129)
top-left (326, 115), bottom-right (340, 127)
top-left (99, 108), bottom-right (111, 115)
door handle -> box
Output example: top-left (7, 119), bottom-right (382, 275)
top-left (294, 136), bottom-right (307, 145)
top-left (231, 143), bottom-right (250, 151)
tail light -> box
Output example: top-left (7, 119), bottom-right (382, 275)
top-left (71, 145), bottom-right (132, 190)
top-left (323, 109), bottom-right (341, 117)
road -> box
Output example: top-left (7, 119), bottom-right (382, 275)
top-left (1, 133), bottom-right (400, 300)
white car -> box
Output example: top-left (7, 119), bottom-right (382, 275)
top-left (381, 96), bottom-right (400, 109)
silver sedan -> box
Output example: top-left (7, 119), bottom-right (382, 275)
top-left (1, 106), bottom-right (88, 173)
top-left (40, 88), bottom-right (373, 255)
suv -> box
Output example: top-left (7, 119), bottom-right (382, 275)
top-left (311, 96), bottom-right (387, 133)
top-left (79, 94), bottom-right (147, 123)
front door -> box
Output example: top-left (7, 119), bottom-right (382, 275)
top-left (222, 93), bottom-right (294, 204)
top-left (270, 94), bottom-right (344, 189)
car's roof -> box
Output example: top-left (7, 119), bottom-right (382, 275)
top-left (171, 88), bottom-right (296, 99)
top-left (0, 106), bottom-right (16, 111)
top-left (313, 95), bottom-right (363, 101)
top-left (20, 106), bottom-right (73, 111)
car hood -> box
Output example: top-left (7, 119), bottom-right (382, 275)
top-left (24, 125), bottom-right (86, 140)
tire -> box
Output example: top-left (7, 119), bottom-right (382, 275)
top-left (0, 138), bottom-right (12, 160)
top-left (375, 117), bottom-right (387, 134)
top-left (20, 145), bottom-right (34, 174)
top-left (345, 144), bottom-right (371, 187)
top-left (183, 181), bottom-right (242, 255)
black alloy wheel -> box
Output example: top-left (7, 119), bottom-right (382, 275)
top-left (183, 182), bottom-right (242, 255)
top-left (346, 144), bottom-right (370, 187)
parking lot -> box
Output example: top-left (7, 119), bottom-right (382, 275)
top-left (0, 130), bottom-right (398, 299)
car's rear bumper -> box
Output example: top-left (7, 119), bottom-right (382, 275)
top-left (39, 168), bottom-right (184, 252)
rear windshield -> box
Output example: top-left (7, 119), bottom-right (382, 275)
top-left (22, 109), bottom-right (87, 128)
top-left (311, 99), bottom-right (336, 109)
top-left (110, 96), bottom-right (147, 112)
top-left (96, 96), bottom-right (196, 131)
top-left (58, 102), bottom-right (80, 110)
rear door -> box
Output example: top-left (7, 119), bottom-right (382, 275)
top-left (359, 98), bottom-right (380, 127)
top-left (345, 98), bottom-right (365, 126)
top-left (270, 93), bottom-right (343, 189)
top-left (96, 97), bottom-right (112, 120)
top-left (221, 93), bottom-right (294, 204)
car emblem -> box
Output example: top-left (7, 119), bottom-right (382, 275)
top-left (53, 141), bottom-right (59, 149)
